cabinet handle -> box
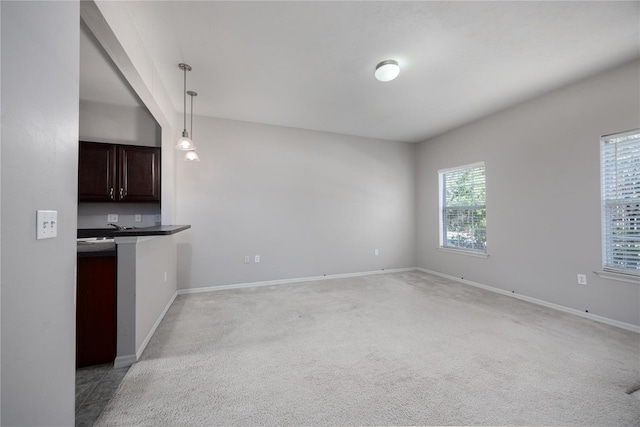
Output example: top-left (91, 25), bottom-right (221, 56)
top-left (109, 188), bottom-right (114, 200)
top-left (120, 188), bottom-right (124, 199)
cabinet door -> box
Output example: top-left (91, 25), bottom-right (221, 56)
top-left (118, 145), bottom-right (161, 202)
top-left (76, 255), bottom-right (117, 368)
top-left (78, 142), bottom-right (117, 202)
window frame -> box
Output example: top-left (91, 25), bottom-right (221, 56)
top-left (438, 161), bottom-right (487, 257)
top-left (600, 129), bottom-right (640, 278)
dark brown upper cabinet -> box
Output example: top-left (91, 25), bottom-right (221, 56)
top-left (79, 141), bottom-right (161, 203)
top-left (118, 145), bottom-right (161, 202)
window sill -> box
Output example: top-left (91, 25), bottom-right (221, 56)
top-left (594, 270), bottom-right (640, 284)
top-left (438, 247), bottom-right (489, 258)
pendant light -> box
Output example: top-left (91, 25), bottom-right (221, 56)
top-left (176, 63), bottom-right (196, 150)
top-left (184, 90), bottom-right (200, 162)
top-left (184, 150), bottom-right (200, 161)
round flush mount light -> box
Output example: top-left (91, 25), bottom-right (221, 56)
top-left (374, 59), bottom-right (400, 82)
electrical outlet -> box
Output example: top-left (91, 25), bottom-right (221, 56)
top-left (374, 249), bottom-right (379, 256)
top-left (255, 255), bottom-right (260, 263)
top-left (577, 274), bottom-right (587, 285)
top-left (155, 214), bottom-right (161, 223)
top-left (107, 214), bottom-right (118, 223)
top-left (135, 214), bottom-right (142, 222)
top-left (244, 256), bottom-right (250, 264)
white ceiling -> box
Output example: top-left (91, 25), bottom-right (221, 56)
top-left (82, 1), bottom-right (640, 143)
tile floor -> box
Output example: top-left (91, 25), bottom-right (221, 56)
top-left (75, 364), bottom-right (129, 427)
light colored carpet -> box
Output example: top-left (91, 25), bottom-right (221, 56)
top-left (96, 271), bottom-right (640, 426)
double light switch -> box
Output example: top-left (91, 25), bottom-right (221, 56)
top-left (36, 210), bottom-right (58, 240)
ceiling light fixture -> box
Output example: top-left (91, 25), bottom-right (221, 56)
top-left (176, 63), bottom-right (196, 151)
top-left (184, 150), bottom-right (200, 161)
top-left (184, 90), bottom-right (200, 162)
top-left (374, 59), bottom-right (400, 82)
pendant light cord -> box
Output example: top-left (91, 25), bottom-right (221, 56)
top-left (186, 90), bottom-right (198, 141)
top-left (183, 66), bottom-right (187, 134)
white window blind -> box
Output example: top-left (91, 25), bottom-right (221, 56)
top-left (601, 129), bottom-right (640, 275)
top-left (439, 162), bottom-right (486, 252)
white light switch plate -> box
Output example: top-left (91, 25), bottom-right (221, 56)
top-left (135, 214), bottom-right (142, 222)
top-left (36, 210), bottom-right (58, 239)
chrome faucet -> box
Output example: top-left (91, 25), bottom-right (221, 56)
top-left (107, 223), bottom-right (126, 231)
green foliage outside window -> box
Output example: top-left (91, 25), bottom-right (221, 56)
top-left (442, 165), bottom-right (486, 252)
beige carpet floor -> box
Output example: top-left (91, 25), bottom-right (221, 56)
top-left (96, 271), bottom-right (640, 426)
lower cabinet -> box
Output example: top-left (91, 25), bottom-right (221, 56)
top-left (76, 255), bottom-right (117, 368)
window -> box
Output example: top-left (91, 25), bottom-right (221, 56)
top-left (439, 162), bottom-right (486, 254)
top-left (601, 129), bottom-right (640, 276)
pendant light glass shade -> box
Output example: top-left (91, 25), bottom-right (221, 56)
top-left (176, 132), bottom-right (194, 150)
top-left (176, 63), bottom-right (196, 151)
top-left (184, 150), bottom-right (200, 162)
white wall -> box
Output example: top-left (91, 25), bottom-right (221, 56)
top-left (176, 117), bottom-right (416, 290)
top-left (113, 235), bottom-right (178, 367)
top-left (135, 236), bottom-right (177, 355)
top-left (77, 203), bottom-right (160, 229)
top-left (1, 1), bottom-right (79, 425)
top-left (417, 60), bottom-right (640, 327)
top-left (79, 99), bottom-right (161, 147)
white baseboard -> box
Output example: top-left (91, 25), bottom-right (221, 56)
top-left (136, 291), bottom-right (178, 360)
top-left (177, 267), bottom-right (416, 295)
top-left (175, 266), bottom-right (638, 333)
top-left (416, 267), bottom-right (640, 334)
top-left (114, 354), bottom-right (137, 369)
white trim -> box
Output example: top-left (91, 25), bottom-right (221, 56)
top-left (438, 161), bottom-right (487, 250)
top-left (438, 160), bottom-right (485, 175)
top-left (176, 266), bottom-right (639, 333)
top-left (416, 268), bottom-right (640, 334)
top-left (114, 354), bottom-right (137, 369)
top-left (600, 129), bottom-right (640, 274)
top-left (438, 171), bottom-right (444, 246)
top-left (136, 291), bottom-right (178, 360)
top-left (438, 247), bottom-right (489, 258)
top-left (594, 270), bottom-right (640, 284)
top-left (177, 268), bottom-right (416, 295)
top-left (601, 128), bottom-right (640, 140)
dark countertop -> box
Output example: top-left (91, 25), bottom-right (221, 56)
top-left (77, 240), bottom-right (117, 258)
top-left (77, 225), bottom-right (191, 239)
